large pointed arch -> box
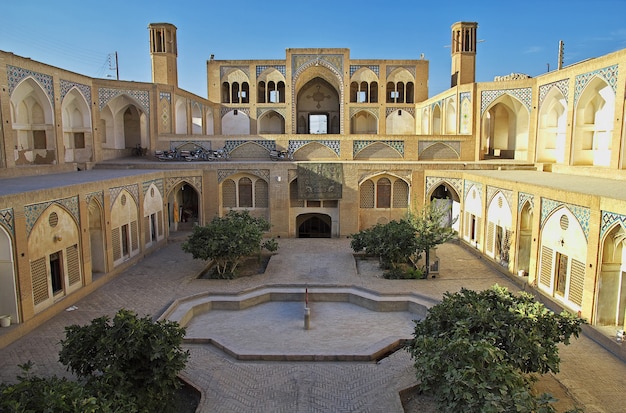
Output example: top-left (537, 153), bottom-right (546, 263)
top-left (516, 200), bottom-right (534, 277)
top-left (385, 109), bottom-right (415, 135)
top-left (191, 102), bottom-right (202, 134)
top-left (432, 104), bottom-right (442, 134)
top-left (0, 225), bottom-right (18, 323)
top-left (167, 180), bottom-right (201, 232)
top-left (596, 222), bottom-right (626, 326)
top-left (537, 86), bottom-right (567, 163)
top-left (10, 77), bottom-right (56, 165)
top-left (28, 204), bottom-right (82, 312)
top-left (537, 207), bottom-right (587, 311)
top-left (463, 185), bottom-right (483, 246)
top-left (100, 94), bottom-right (149, 154)
top-left (110, 189), bottom-right (140, 265)
top-left (572, 76), bottom-right (615, 166)
top-left (428, 181), bottom-right (461, 232)
top-left (143, 183), bottom-right (165, 248)
top-left (258, 110), bottom-right (285, 134)
top-left (444, 97), bottom-right (457, 134)
top-left (88, 197), bottom-right (106, 275)
top-left (293, 60), bottom-right (343, 134)
top-left (222, 109), bottom-right (250, 135)
top-left (62, 87), bottom-right (93, 163)
top-left (292, 142), bottom-right (339, 161)
top-left (350, 110), bottom-right (378, 134)
top-left (481, 94), bottom-right (530, 160)
top-left (175, 98), bottom-right (188, 134)
top-left (485, 191), bottom-right (513, 266)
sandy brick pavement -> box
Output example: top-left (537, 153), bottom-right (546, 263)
top-left (0, 235), bottom-right (624, 412)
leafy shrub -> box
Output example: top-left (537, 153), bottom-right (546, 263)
top-left (59, 309), bottom-right (190, 413)
top-left (0, 361), bottom-right (112, 413)
top-left (406, 285), bottom-right (586, 413)
top-left (183, 210), bottom-right (278, 278)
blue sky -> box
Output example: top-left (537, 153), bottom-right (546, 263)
top-left (1, 0), bottom-right (625, 98)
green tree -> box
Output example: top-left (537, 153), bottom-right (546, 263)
top-left (182, 210), bottom-right (278, 278)
top-left (0, 361), bottom-right (113, 413)
top-left (59, 309), bottom-right (189, 413)
top-left (350, 219), bottom-right (419, 273)
top-left (405, 202), bottom-right (457, 278)
top-left (406, 285), bottom-right (586, 413)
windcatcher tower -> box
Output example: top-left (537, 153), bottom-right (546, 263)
top-left (148, 23), bottom-right (178, 86)
top-left (450, 21), bottom-right (478, 87)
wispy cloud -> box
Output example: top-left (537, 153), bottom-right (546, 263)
top-left (523, 46), bottom-right (543, 54)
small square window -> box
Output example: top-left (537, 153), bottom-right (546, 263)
top-left (357, 91), bottom-right (366, 103)
top-left (269, 90), bottom-right (279, 103)
top-left (33, 130), bottom-right (46, 149)
top-left (74, 132), bottom-right (85, 149)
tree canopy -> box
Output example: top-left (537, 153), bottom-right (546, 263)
top-left (182, 210), bottom-right (278, 278)
top-left (350, 203), bottom-right (457, 278)
top-left (406, 285), bottom-right (586, 412)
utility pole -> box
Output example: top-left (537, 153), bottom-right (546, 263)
top-left (108, 52), bottom-right (119, 80)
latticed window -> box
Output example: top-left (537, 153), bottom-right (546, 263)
top-left (290, 180), bottom-right (305, 207)
top-left (392, 180), bottom-right (408, 208)
top-left (255, 180), bottom-right (268, 208)
top-left (222, 176), bottom-right (268, 208)
top-left (360, 180), bottom-right (375, 208)
top-left (66, 245), bottom-right (81, 286)
top-left (31, 257), bottom-right (49, 305)
top-left (239, 177), bottom-right (253, 207)
top-left (222, 179), bottom-right (237, 207)
top-left (376, 178), bottom-right (391, 208)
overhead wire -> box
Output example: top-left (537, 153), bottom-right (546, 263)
top-left (0, 19), bottom-right (113, 78)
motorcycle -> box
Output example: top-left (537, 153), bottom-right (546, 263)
top-left (270, 149), bottom-right (293, 161)
top-left (207, 148), bottom-right (230, 161)
top-left (155, 148), bottom-right (178, 161)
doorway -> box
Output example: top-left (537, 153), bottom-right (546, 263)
top-left (297, 213), bottom-right (331, 238)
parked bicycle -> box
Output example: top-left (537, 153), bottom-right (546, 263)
top-left (131, 144), bottom-right (147, 156)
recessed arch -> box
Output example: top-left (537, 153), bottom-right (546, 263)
top-left (297, 213), bottom-right (332, 238)
top-left (258, 110), bottom-right (285, 134)
top-left (292, 142), bottom-right (339, 161)
top-left (350, 110), bottom-right (378, 134)
top-left (222, 109), bottom-right (250, 135)
top-left (537, 207), bottom-right (587, 311)
top-left (167, 181), bottom-right (200, 232)
top-left (228, 141), bottom-right (268, 159)
top-left (537, 87), bottom-right (567, 163)
top-left (10, 77), bottom-right (56, 165)
top-left (595, 223), bottom-right (626, 326)
top-left (481, 94), bottom-right (530, 160)
top-left (428, 182), bottom-right (461, 232)
top-left (0, 225), bottom-right (18, 323)
top-left (88, 198), bottom-right (106, 275)
top-left (354, 142), bottom-right (403, 160)
top-left (385, 109), bottom-right (415, 135)
top-left (61, 87), bottom-right (92, 163)
top-left (573, 76), bottom-right (615, 166)
top-left (296, 76), bottom-right (340, 134)
top-left (100, 94), bottom-right (149, 152)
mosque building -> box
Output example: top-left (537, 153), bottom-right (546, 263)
top-left (1, 21), bottom-right (625, 349)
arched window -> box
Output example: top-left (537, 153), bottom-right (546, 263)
top-left (360, 177), bottom-right (409, 209)
top-left (376, 178), bottom-right (391, 208)
top-left (222, 176), bottom-right (269, 208)
top-left (257, 81), bottom-right (266, 103)
top-left (222, 82), bottom-right (230, 103)
top-left (238, 177), bottom-right (253, 207)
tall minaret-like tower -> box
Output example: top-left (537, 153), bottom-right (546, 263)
top-left (450, 22), bottom-right (478, 87)
top-left (148, 23), bottom-right (178, 86)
